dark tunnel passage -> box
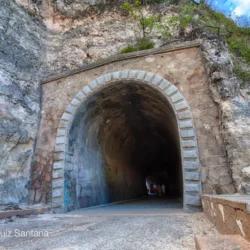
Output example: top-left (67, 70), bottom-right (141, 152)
top-left (67, 81), bottom-right (183, 210)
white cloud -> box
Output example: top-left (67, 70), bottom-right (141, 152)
top-left (231, 0), bottom-right (250, 17)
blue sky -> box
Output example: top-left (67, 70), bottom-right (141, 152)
top-left (209, 0), bottom-right (250, 18)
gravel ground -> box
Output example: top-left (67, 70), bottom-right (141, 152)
top-left (0, 197), bottom-right (218, 250)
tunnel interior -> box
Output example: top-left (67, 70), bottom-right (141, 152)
top-left (66, 81), bottom-right (183, 210)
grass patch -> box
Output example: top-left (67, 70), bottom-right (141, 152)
top-left (120, 40), bottom-right (154, 54)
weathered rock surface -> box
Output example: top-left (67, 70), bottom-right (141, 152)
top-left (201, 37), bottom-right (250, 191)
top-left (1, 0), bottom-right (250, 205)
top-left (239, 166), bottom-right (250, 194)
top-left (0, 0), bottom-right (46, 204)
top-left (45, 14), bottom-right (136, 74)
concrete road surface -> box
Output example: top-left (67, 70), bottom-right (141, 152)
top-left (0, 197), bottom-right (218, 250)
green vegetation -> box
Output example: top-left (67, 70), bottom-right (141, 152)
top-left (233, 61), bottom-right (250, 87)
top-left (63, 0), bottom-right (74, 5)
top-left (165, 1), bottom-right (250, 85)
top-left (129, 0), bottom-right (182, 5)
top-left (121, 1), bottom-right (250, 85)
top-left (120, 45), bottom-right (136, 54)
top-left (120, 40), bottom-right (154, 54)
top-left (121, 0), bottom-right (157, 53)
top-left (122, 0), bottom-right (160, 39)
top-left (136, 39), bottom-right (154, 50)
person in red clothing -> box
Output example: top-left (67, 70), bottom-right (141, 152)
top-left (153, 184), bottom-right (158, 194)
top-left (158, 184), bottom-right (162, 196)
top-left (161, 184), bottom-right (166, 196)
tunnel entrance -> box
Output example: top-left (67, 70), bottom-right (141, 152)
top-left (67, 81), bottom-right (182, 209)
top-left (53, 70), bottom-right (202, 212)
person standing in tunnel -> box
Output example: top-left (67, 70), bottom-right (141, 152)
top-left (158, 184), bottom-right (162, 196)
top-left (146, 181), bottom-right (150, 194)
top-left (161, 184), bottom-right (166, 196)
top-left (153, 184), bottom-right (158, 194)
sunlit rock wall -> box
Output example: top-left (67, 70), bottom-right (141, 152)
top-left (0, 0), bottom-right (46, 204)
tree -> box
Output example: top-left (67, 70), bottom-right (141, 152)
top-left (122, 0), bottom-right (160, 39)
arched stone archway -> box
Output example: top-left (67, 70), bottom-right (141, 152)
top-left (52, 70), bottom-right (202, 212)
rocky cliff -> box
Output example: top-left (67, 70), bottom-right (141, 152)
top-left (0, 0), bottom-right (250, 205)
top-left (0, 0), bottom-right (46, 204)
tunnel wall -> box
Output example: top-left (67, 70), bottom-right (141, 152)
top-left (32, 44), bottom-right (235, 210)
top-left (67, 90), bottom-right (147, 208)
top-left (65, 82), bottom-right (182, 210)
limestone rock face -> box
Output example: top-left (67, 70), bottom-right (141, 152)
top-left (227, 100), bottom-right (250, 188)
top-left (45, 15), bottom-right (136, 74)
top-left (239, 167), bottom-right (250, 194)
top-left (1, 0), bottom-right (250, 205)
top-left (201, 37), bottom-right (250, 192)
top-left (0, 0), bottom-right (46, 204)
top-left (55, 0), bottom-right (102, 17)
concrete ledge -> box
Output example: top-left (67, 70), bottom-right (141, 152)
top-left (201, 194), bottom-right (250, 212)
top-left (201, 194), bottom-right (250, 242)
top-left (42, 40), bottom-right (201, 84)
top-left (195, 235), bottom-right (250, 250)
top-left (0, 207), bottom-right (51, 219)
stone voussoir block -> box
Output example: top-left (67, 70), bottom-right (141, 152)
top-left (181, 129), bottom-right (195, 138)
top-left (70, 98), bottom-right (80, 106)
top-left (186, 195), bottom-right (201, 206)
top-left (61, 113), bottom-right (71, 121)
top-left (175, 101), bottom-right (188, 111)
top-left (185, 172), bottom-right (200, 181)
top-left (112, 71), bottom-right (120, 80)
top-left (52, 188), bottom-right (63, 198)
top-left (54, 144), bottom-right (66, 153)
top-left (179, 120), bottom-right (193, 129)
top-left (65, 105), bottom-right (75, 114)
top-left (57, 128), bottom-right (66, 136)
top-left (183, 150), bottom-right (197, 159)
top-left (182, 140), bottom-right (196, 148)
top-left (165, 85), bottom-right (178, 96)
top-left (75, 91), bottom-right (85, 101)
top-left (89, 80), bottom-right (98, 89)
top-left (184, 161), bottom-right (200, 170)
top-left (151, 75), bottom-right (163, 86)
top-left (121, 70), bottom-right (129, 79)
top-left (54, 152), bottom-right (65, 161)
top-left (128, 70), bottom-right (138, 79)
top-left (185, 183), bottom-right (201, 193)
top-left (82, 85), bottom-right (91, 95)
top-left (53, 169), bottom-right (64, 179)
top-left (56, 136), bottom-right (66, 144)
top-left (58, 120), bottom-right (69, 129)
top-left (104, 73), bottom-right (112, 83)
top-left (171, 92), bottom-right (184, 103)
top-left (159, 80), bottom-right (170, 90)
top-left (96, 76), bottom-right (105, 86)
top-left (53, 162), bottom-right (63, 170)
top-left (178, 110), bottom-right (192, 120)
top-left (144, 72), bottom-right (154, 82)
top-left (52, 179), bottom-right (64, 189)
top-left (136, 71), bottom-right (146, 80)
